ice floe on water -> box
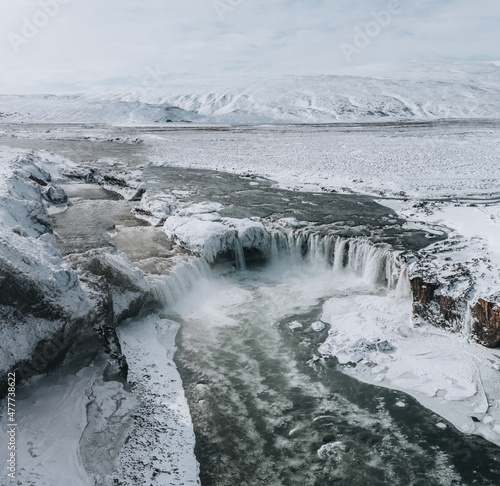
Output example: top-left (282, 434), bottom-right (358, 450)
top-left (317, 289), bottom-right (500, 446)
top-left (311, 321), bottom-right (325, 332)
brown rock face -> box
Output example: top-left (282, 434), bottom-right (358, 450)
top-left (471, 299), bottom-right (500, 347)
top-left (410, 277), bottom-right (500, 348)
top-left (410, 277), bottom-right (438, 306)
top-left (410, 277), bottom-right (464, 332)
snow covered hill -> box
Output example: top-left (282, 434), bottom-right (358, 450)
top-left (0, 95), bottom-right (201, 125)
top-left (1, 62), bottom-right (500, 125)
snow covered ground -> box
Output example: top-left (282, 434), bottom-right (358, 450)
top-left (381, 198), bottom-right (500, 302)
top-left (114, 314), bottom-right (200, 486)
top-left (317, 288), bottom-right (500, 447)
top-left (110, 61), bottom-right (500, 124)
top-left (144, 121), bottom-right (500, 199)
top-left (1, 62), bottom-right (500, 124)
top-left (1, 75), bottom-right (500, 483)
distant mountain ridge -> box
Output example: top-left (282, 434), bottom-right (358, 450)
top-left (2, 62), bottom-right (500, 124)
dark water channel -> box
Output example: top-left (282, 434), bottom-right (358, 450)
top-left (169, 261), bottom-right (500, 486)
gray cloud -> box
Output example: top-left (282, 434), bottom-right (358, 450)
top-left (0, 0), bottom-right (499, 93)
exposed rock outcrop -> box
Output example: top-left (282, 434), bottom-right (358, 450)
top-left (66, 248), bottom-right (153, 379)
top-left (410, 277), bottom-right (465, 332)
top-left (408, 235), bottom-right (500, 347)
top-left (471, 298), bottom-right (500, 347)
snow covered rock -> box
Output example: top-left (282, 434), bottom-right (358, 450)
top-left (0, 147), bottom-right (156, 387)
top-left (278, 217), bottom-right (304, 229)
top-left (42, 184), bottom-right (68, 204)
top-left (164, 216), bottom-right (236, 263)
top-left (407, 234), bottom-right (500, 347)
top-left (0, 148), bottom-right (93, 387)
top-left (470, 298), bottom-right (500, 348)
top-left (67, 249), bottom-right (151, 324)
top-left (97, 170), bottom-right (143, 200)
top-left (222, 217), bottom-right (271, 252)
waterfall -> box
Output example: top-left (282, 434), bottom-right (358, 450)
top-left (149, 228), bottom-right (408, 311)
top-left (264, 230), bottom-right (404, 289)
top-left (233, 237), bottom-right (246, 271)
top-left (333, 237), bottom-right (397, 287)
top-left (395, 265), bottom-right (411, 299)
top-left (333, 238), bottom-right (349, 270)
top-left (150, 258), bottom-right (212, 308)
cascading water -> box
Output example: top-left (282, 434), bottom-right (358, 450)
top-left (149, 231), bottom-right (408, 310)
top-left (233, 237), bottom-right (246, 271)
top-left (265, 231), bottom-right (405, 289)
top-left (147, 228), bottom-right (499, 486)
top-left (150, 258), bottom-right (213, 308)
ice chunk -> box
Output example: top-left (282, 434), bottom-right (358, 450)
top-left (278, 217), bottom-right (303, 228)
top-left (311, 321), bottom-right (325, 332)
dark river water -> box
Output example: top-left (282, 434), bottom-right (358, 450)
top-left (165, 259), bottom-right (500, 486)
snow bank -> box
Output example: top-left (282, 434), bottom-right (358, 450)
top-left (115, 314), bottom-right (201, 485)
top-left (380, 198), bottom-right (500, 345)
top-left (0, 147), bottom-right (92, 378)
top-left (0, 343), bottom-right (139, 486)
top-left (318, 292), bottom-right (500, 447)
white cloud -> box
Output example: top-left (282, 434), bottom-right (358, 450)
top-left (0, 0), bottom-right (499, 93)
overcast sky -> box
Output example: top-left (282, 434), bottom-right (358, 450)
top-left (0, 0), bottom-right (499, 94)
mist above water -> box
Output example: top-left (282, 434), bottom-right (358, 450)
top-left (162, 251), bottom-right (500, 486)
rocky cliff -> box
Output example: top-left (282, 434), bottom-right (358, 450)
top-left (0, 151), bottom-right (153, 395)
top-left (408, 236), bottom-right (500, 348)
